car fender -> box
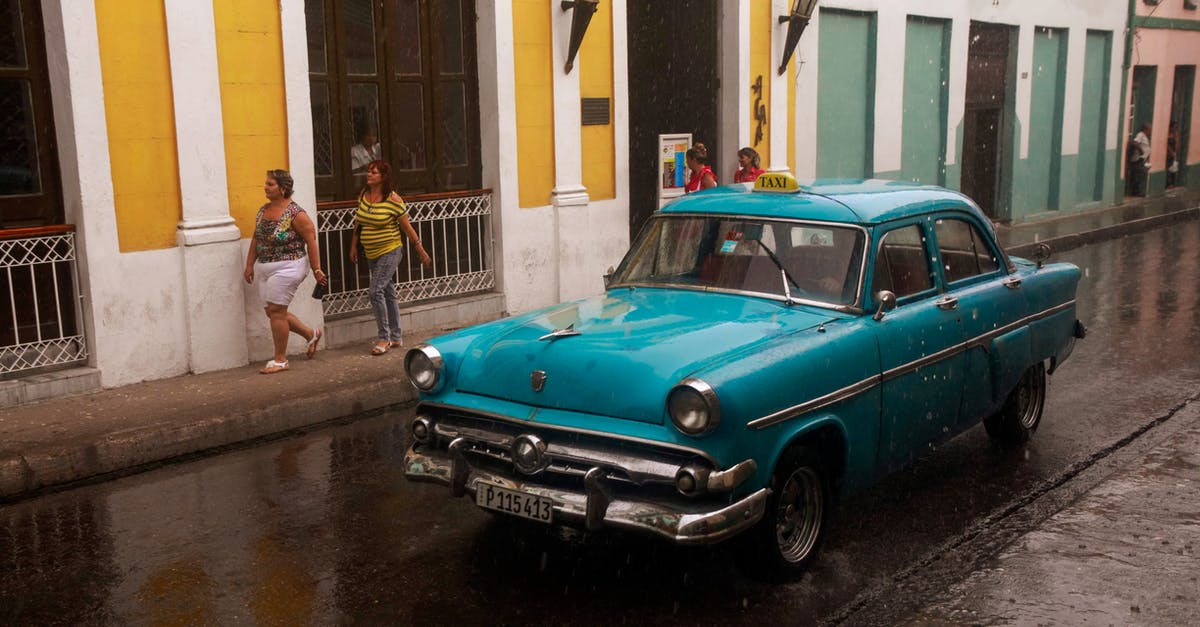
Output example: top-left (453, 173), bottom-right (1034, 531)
top-left (988, 325), bottom-right (1033, 403)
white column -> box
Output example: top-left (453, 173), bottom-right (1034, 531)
top-left (164, 0), bottom-right (247, 372)
top-left (550, 2), bottom-right (588, 302)
top-left (767, 0), bottom-right (790, 172)
top-left (795, 7), bottom-right (820, 179)
top-left (164, 0), bottom-right (239, 246)
top-left (549, 2), bottom-right (588, 208)
top-left (872, 5), bottom-right (906, 177)
top-left (475, 0), bottom-right (519, 300)
top-left (718, 0), bottom-right (750, 179)
top-left (39, 0), bottom-right (114, 373)
top-left (1060, 27), bottom-right (1086, 158)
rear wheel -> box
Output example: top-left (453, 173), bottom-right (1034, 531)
top-left (742, 446), bottom-right (830, 580)
top-left (984, 362), bottom-right (1046, 446)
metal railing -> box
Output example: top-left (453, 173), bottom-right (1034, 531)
top-left (0, 226), bottom-right (88, 377)
top-left (315, 189), bottom-right (495, 317)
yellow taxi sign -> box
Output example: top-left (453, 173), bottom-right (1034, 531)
top-left (752, 172), bottom-right (801, 193)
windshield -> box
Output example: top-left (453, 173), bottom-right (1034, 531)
top-left (612, 215), bottom-right (866, 306)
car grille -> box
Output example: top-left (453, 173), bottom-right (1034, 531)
top-left (419, 405), bottom-right (709, 490)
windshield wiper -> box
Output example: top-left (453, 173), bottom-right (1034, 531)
top-left (750, 238), bottom-right (802, 305)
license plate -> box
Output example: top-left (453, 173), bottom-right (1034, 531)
top-left (475, 482), bottom-right (554, 523)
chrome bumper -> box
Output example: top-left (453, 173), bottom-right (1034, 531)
top-left (404, 443), bottom-right (768, 545)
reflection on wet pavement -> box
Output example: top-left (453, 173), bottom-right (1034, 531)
top-left (903, 406), bottom-right (1200, 626)
top-left (1, 222), bottom-right (1198, 624)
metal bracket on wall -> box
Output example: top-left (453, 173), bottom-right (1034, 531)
top-left (752, 75), bottom-right (767, 146)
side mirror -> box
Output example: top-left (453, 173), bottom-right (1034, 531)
top-left (1032, 243), bottom-right (1052, 269)
top-left (872, 290), bottom-right (897, 321)
top-left (603, 266), bottom-right (615, 289)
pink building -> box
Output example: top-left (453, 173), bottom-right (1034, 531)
top-left (1123, 0), bottom-right (1200, 196)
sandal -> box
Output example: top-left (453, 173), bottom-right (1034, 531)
top-left (371, 341), bottom-right (389, 355)
top-left (260, 359), bottom-right (289, 374)
top-left (306, 329), bottom-right (322, 359)
top-left (389, 340), bottom-right (403, 348)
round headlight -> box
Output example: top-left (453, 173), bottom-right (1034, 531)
top-left (404, 345), bottom-right (444, 392)
top-left (667, 378), bottom-right (721, 435)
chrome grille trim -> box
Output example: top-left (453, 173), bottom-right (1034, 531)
top-left (420, 401), bottom-right (719, 465)
top-left (425, 410), bottom-right (706, 486)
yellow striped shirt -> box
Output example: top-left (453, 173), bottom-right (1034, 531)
top-left (356, 192), bottom-right (407, 260)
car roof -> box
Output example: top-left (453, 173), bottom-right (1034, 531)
top-left (659, 179), bottom-right (985, 225)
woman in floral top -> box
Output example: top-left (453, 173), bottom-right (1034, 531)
top-left (243, 169), bottom-right (327, 374)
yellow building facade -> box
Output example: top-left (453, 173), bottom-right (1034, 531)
top-left (6, 1), bottom-right (812, 390)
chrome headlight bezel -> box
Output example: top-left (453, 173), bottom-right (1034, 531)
top-left (667, 378), bottom-right (721, 436)
top-left (405, 344), bottom-right (445, 392)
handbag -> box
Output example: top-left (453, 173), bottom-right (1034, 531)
top-left (311, 280), bottom-right (328, 299)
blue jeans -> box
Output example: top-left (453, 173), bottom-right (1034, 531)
top-left (367, 247), bottom-right (403, 342)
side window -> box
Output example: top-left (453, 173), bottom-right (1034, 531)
top-left (934, 218), bottom-right (1000, 283)
top-left (873, 224), bottom-right (933, 298)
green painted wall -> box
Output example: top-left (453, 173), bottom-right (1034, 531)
top-left (1016, 27), bottom-right (1067, 217)
top-left (900, 16), bottom-right (950, 185)
top-left (1076, 31), bottom-right (1112, 205)
top-left (817, 10), bottom-right (876, 178)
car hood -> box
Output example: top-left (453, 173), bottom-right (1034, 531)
top-left (454, 288), bottom-right (834, 424)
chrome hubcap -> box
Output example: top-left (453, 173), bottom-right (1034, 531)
top-left (1017, 368), bottom-right (1045, 429)
top-left (775, 467), bottom-right (822, 563)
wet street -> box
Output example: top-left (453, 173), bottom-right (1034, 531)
top-left (2, 221), bottom-right (1198, 625)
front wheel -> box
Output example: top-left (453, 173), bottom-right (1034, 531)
top-left (741, 446), bottom-right (830, 580)
top-left (984, 362), bottom-right (1047, 447)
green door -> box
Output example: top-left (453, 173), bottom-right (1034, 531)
top-left (1025, 27), bottom-right (1067, 213)
top-left (817, 9), bottom-right (876, 178)
top-left (901, 17), bottom-right (950, 185)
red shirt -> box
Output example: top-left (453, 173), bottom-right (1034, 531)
top-left (685, 166), bottom-right (716, 193)
top-left (733, 166), bottom-right (765, 183)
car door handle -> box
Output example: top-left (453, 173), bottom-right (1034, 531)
top-left (935, 296), bottom-right (958, 310)
top-left (1002, 277), bottom-right (1022, 289)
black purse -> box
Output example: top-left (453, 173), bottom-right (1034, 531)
top-left (311, 280), bottom-right (328, 299)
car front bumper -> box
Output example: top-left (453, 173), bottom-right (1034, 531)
top-left (404, 442), bottom-right (769, 545)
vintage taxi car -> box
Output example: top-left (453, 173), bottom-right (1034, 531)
top-left (403, 173), bottom-right (1084, 577)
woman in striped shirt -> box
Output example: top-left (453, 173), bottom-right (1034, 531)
top-left (349, 160), bottom-right (432, 355)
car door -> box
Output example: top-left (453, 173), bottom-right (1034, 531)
top-left (930, 213), bottom-right (1029, 426)
top-left (870, 220), bottom-right (966, 472)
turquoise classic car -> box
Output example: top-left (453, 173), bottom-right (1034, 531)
top-left (403, 173), bottom-right (1085, 578)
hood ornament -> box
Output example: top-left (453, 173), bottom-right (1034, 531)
top-left (538, 323), bottom-right (582, 342)
top-left (530, 370), bottom-right (548, 392)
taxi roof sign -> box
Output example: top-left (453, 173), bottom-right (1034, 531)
top-left (752, 172), bottom-right (801, 193)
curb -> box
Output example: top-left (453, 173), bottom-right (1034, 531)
top-left (1006, 204), bottom-right (1200, 258)
top-left (0, 378), bottom-right (418, 502)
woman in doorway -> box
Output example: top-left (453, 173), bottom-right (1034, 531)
top-left (349, 160), bottom-right (432, 355)
top-left (243, 169), bottom-right (326, 374)
top-left (684, 143), bottom-right (717, 193)
top-left (733, 146), bottom-right (765, 183)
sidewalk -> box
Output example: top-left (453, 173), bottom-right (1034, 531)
top-left (900, 399), bottom-right (1200, 626)
top-left (1, 188), bottom-right (1198, 503)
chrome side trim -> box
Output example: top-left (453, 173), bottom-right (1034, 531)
top-left (746, 299), bottom-right (1077, 430)
top-left (419, 401), bottom-right (720, 465)
top-left (748, 375), bottom-right (882, 430)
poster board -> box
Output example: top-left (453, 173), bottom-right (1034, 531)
top-left (657, 133), bottom-right (692, 208)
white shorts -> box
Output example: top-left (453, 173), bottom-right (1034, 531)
top-left (256, 257), bottom-right (309, 306)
